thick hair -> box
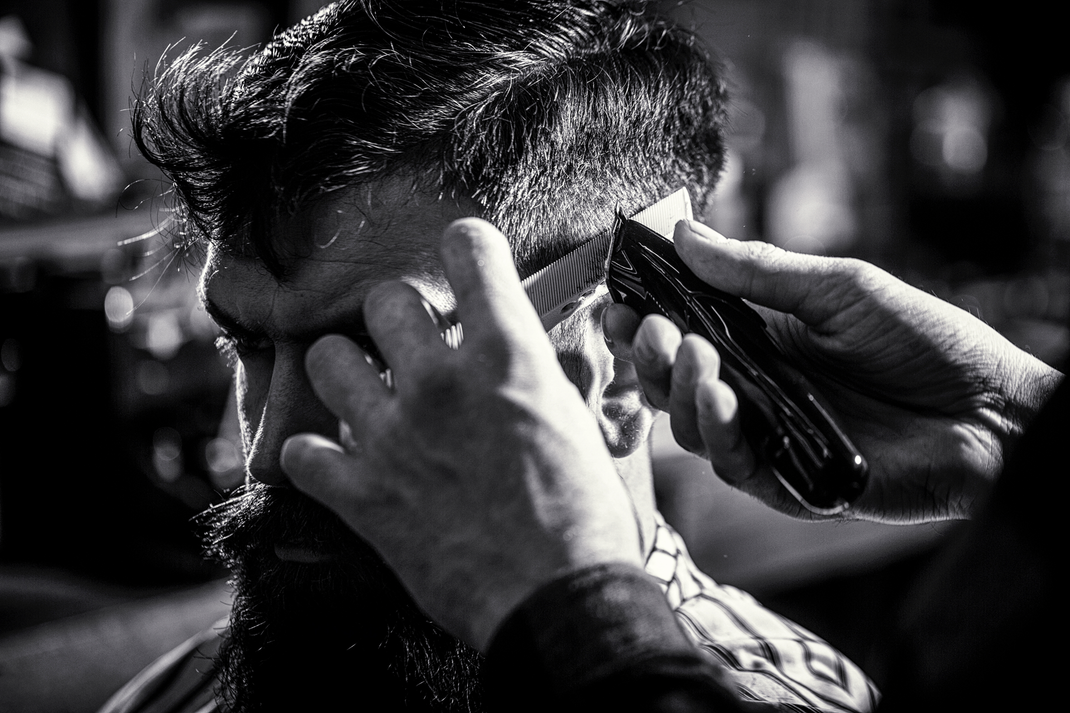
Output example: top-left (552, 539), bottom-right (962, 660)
top-left (133, 0), bottom-right (729, 277)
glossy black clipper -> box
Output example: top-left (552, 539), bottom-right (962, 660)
top-left (607, 216), bottom-right (868, 514)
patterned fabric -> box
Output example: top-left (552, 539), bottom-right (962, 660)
top-left (645, 512), bottom-right (879, 712)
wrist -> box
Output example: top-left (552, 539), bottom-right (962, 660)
top-left (469, 551), bottom-right (644, 653)
top-left (484, 562), bottom-right (694, 683)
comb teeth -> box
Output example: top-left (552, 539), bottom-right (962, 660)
top-left (367, 191), bottom-right (693, 379)
top-left (521, 231), bottom-right (613, 331)
top-left (442, 322), bottom-right (464, 350)
top-left (522, 232), bottom-right (611, 304)
top-left (630, 188), bottom-right (693, 238)
top-left (516, 188), bottom-right (693, 333)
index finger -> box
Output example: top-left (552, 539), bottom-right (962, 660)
top-left (439, 218), bottom-right (547, 344)
top-left (305, 333), bottom-right (392, 431)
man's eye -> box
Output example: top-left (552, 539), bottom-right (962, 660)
top-left (214, 332), bottom-right (272, 366)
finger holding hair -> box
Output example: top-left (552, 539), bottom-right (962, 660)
top-left (439, 218), bottom-right (549, 353)
top-left (362, 280), bottom-right (451, 385)
top-left (304, 333), bottom-right (393, 433)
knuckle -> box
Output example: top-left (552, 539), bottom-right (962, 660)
top-left (824, 257), bottom-right (886, 309)
top-left (409, 363), bottom-right (465, 412)
top-left (746, 239), bottom-right (786, 264)
top-left (745, 240), bottom-right (792, 280)
top-left (840, 257), bottom-right (878, 286)
top-left (740, 240), bottom-right (790, 297)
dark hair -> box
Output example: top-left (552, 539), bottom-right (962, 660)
top-left (132, 0), bottom-right (729, 277)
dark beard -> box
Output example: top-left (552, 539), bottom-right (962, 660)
top-left (197, 483), bottom-right (484, 712)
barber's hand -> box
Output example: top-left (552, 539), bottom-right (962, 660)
top-left (603, 219), bottom-right (1062, 523)
top-left (280, 218), bottom-right (642, 652)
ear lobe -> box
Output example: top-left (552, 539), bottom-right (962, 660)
top-left (552, 311), bottom-right (656, 459)
top-left (595, 357), bottom-right (656, 458)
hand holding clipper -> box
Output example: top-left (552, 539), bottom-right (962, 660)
top-left (607, 213), bottom-right (868, 515)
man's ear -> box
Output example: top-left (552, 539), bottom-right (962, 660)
top-left (551, 304), bottom-right (656, 459)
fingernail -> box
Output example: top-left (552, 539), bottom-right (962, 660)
top-left (599, 309), bottom-right (614, 346)
top-left (338, 420), bottom-right (360, 453)
top-left (446, 217), bottom-right (489, 238)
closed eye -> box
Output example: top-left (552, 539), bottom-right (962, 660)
top-left (203, 299), bottom-right (274, 367)
top-left (214, 330), bottom-right (273, 367)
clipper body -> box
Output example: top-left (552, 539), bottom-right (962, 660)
top-left (607, 218), bottom-right (868, 514)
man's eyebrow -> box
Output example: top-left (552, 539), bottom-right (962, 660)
top-left (202, 295), bottom-right (376, 344)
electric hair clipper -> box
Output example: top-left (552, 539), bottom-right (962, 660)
top-left (605, 194), bottom-right (868, 515)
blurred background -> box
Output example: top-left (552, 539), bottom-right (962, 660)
top-left (0, 0), bottom-right (1066, 710)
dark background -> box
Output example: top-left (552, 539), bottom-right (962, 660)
top-left (0, 1), bottom-right (1066, 710)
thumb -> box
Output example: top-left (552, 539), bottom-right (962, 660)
top-left (673, 220), bottom-right (856, 327)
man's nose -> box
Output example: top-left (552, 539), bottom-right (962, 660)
top-left (245, 346), bottom-right (336, 487)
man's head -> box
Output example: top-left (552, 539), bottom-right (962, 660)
top-left (135, 0), bottom-right (727, 275)
top-left (133, 1), bottom-right (728, 709)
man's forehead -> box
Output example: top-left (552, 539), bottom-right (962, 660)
top-left (198, 179), bottom-right (478, 321)
top-left (283, 180), bottom-right (472, 273)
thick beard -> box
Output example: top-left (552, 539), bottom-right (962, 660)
top-left (197, 483), bottom-right (484, 712)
